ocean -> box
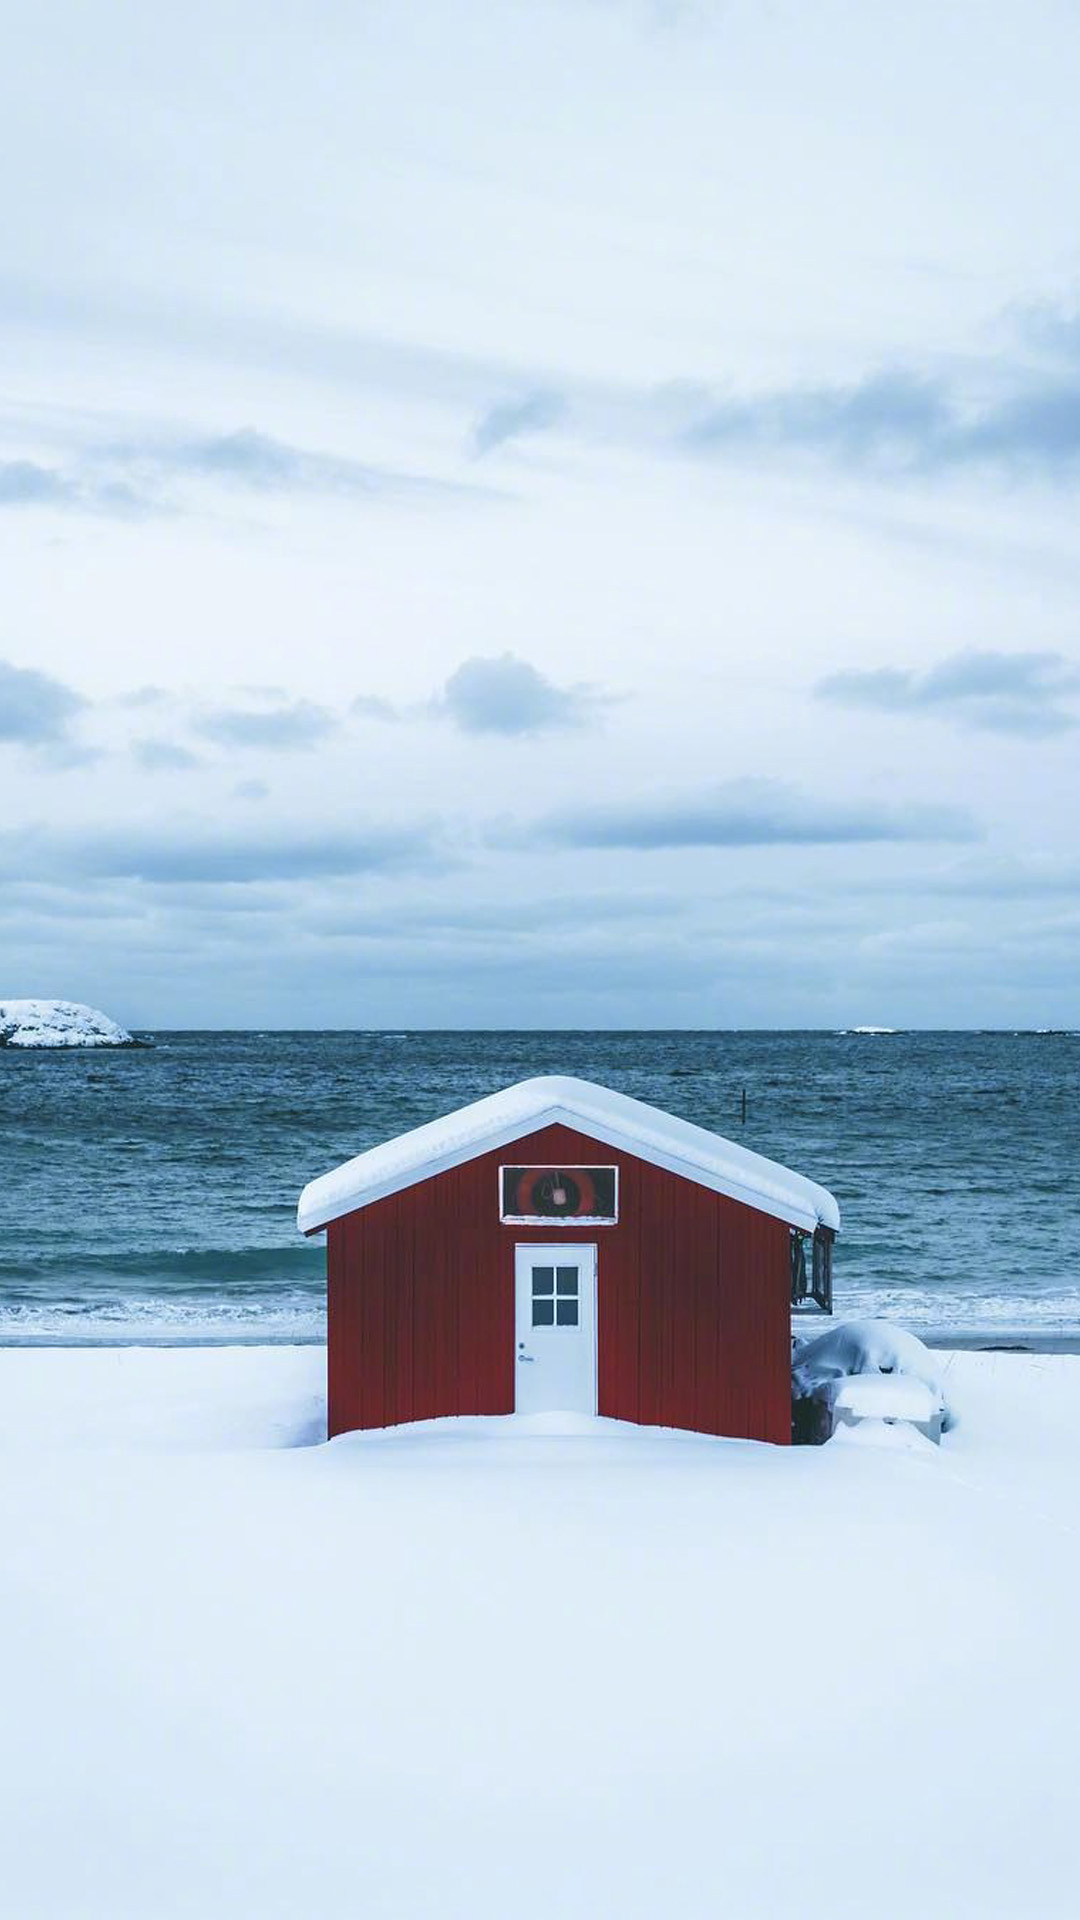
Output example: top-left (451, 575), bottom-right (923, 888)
top-left (2, 1029), bottom-right (1077, 1342)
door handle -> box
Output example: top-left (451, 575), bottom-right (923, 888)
top-left (517, 1352), bottom-right (535, 1363)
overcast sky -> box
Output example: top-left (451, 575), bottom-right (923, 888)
top-left (3, 0), bottom-right (1080, 1027)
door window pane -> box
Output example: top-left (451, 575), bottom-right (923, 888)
top-left (527, 1260), bottom-right (585, 1329)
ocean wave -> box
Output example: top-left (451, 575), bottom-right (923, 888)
top-left (0, 1245), bottom-right (324, 1293)
top-left (0, 1291), bottom-right (326, 1345)
top-left (826, 1284), bottom-right (1080, 1331)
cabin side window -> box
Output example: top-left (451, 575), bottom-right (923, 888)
top-left (791, 1226), bottom-right (834, 1313)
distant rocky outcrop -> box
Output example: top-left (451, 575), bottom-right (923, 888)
top-left (0, 999), bottom-right (144, 1048)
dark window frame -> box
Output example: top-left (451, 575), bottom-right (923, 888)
top-left (791, 1226), bottom-right (834, 1314)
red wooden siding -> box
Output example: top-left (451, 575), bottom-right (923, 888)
top-left (325, 1122), bottom-right (791, 1445)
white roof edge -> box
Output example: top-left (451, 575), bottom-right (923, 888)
top-left (297, 1074), bottom-right (840, 1236)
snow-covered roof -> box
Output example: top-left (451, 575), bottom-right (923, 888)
top-left (297, 1074), bottom-right (840, 1235)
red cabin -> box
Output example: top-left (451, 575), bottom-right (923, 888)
top-left (298, 1075), bottom-right (839, 1444)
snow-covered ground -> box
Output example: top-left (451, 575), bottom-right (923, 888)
top-left (0, 998), bottom-right (136, 1046)
top-left (0, 1345), bottom-right (1077, 1920)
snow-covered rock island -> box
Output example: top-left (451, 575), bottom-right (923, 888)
top-left (0, 999), bottom-right (142, 1048)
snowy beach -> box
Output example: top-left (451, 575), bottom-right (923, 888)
top-left (2, 1343), bottom-right (1078, 1920)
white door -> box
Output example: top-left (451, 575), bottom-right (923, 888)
top-left (514, 1244), bottom-right (597, 1415)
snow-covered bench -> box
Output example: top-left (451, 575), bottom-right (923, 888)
top-left (792, 1319), bottom-right (953, 1445)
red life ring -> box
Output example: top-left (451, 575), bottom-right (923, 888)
top-left (516, 1167), bottom-right (598, 1217)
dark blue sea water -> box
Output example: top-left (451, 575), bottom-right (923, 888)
top-left (1, 1030), bottom-right (1078, 1341)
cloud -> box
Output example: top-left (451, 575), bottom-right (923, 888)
top-left (351, 694), bottom-right (400, 723)
top-left (156, 426), bottom-right (470, 501)
top-left (0, 880), bottom-right (139, 926)
top-left (0, 459), bottom-right (146, 516)
top-left (0, 657), bottom-right (86, 746)
top-left (687, 371), bottom-right (947, 470)
top-left (528, 778), bottom-right (979, 849)
top-left (116, 685), bottom-right (171, 709)
top-left (192, 698), bottom-right (339, 750)
top-left (0, 449), bottom-right (147, 510)
top-left (0, 460), bottom-right (79, 508)
top-left (233, 779), bottom-right (269, 801)
top-left (909, 857), bottom-right (1080, 901)
top-left (94, 425), bottom-right (501, 513)
top-left (816, 650), bottom-right (1080, 736)
top-left (438, 653), bottom-right (612, 736)
top-left (0, 422), bottom-right (496, 520)
top-left (0, 821), bottom-right (441, 886)
top-left (15, 278), bottom-right (1080, 497)
top-left (131, 738), bottom-right (203, 771)
top-left (472, 390), bottom-right (564, 456)
top-left (682, 365), bottom-right (1080, 481)
top-left (311, 889), bottom-right (684, 940)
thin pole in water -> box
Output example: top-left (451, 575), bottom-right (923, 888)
top-left (740, 1088), bottom-right (747, 1125)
